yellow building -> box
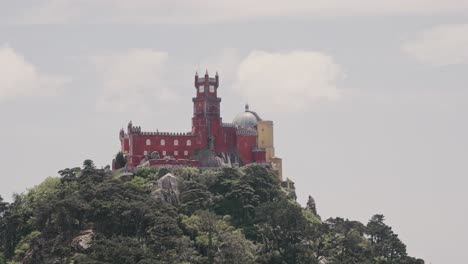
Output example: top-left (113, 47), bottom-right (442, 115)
top-left (232, 104), bottom-right (284, 181)
top-left (257, 120), bottom-right (283, 181)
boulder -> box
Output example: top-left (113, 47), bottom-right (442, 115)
top-left (71, 229), bottom-right (94, 252)
top-left (151, 173), bottom-right (180, 206)
top-left (119, 172), bottom-right (134, 181)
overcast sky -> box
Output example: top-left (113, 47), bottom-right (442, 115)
top-left (1, 1), bottom-right (468, 263)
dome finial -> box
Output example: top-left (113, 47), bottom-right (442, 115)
top-left (245, 103), bottom-right (249, 111)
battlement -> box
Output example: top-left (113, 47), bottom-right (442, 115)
top-left (222, 122), bottom-right (236, 128)
top-left (127, 122), bottom-right (194, 137)
top-left (236, 127), bottom-right (258, 136)
top-left (252, 147), bottom-right (266, 152)
top-left (139, 131), bottom-right (194, 137)
top-left (194, 70), bottom-right (219, 88)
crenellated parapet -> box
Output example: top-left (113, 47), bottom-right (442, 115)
top-left (252, 147), bottom-right (266, 152)
top-left (222, 122), bottom-right (236, 128)
top-left (195, 70), bottom-right (219, 88)
top-left (236, 127), bottom-right (258, 136)
top-left (127, 121), bottom-right (194, 137)
top-left (128, 125), bottom-right (142, 134)
top-left (139, 131), bottom-right (194, 137)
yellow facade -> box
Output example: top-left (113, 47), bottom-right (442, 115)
top-left (257, 120), bottom-right (283, 180)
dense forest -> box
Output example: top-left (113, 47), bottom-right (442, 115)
top-left (0, 160), bottom-right (424, 264)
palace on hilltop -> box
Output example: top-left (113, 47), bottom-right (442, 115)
top-left (114, 71), bottom-right (283, 180)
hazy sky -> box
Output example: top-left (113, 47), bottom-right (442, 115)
top-left (1, 1), bottom-right (468, 263)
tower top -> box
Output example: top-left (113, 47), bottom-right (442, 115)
top-left (194, 70), bottom-right (219, 88)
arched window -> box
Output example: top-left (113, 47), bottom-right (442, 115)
top-left (160, 139), bottom-right (165, 146)
top-left (186, 139), bottom-right (192, 146)
top-left (146, 139), bottom-right (151, 146)
top-left (174, 139), bottom-right (179, 146)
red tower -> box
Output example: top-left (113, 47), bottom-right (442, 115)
top-left (192, 71), bottom-right (221, 150)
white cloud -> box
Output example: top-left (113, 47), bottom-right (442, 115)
top-left (403, 24), bottom-right (468, 66)
top-left (92, 49), bottom-right (177, 112)
top-left (0, 45), bottom-right (67, 102)
top-left (234, 50), bottom-right (343, 113)
top-left (8, 0), bottom-right (468, 25)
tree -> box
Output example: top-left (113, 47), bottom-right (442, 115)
top-left (115, 151), bottom-right (127, 169)
top-left (82, 159), bottom-right (95, 170)
top-left (366, 214), bottom-right (413, 263)
top-left (0, 196), bottom-right (7, 216)
top-left (58, 167), bottom-right (81, 182)
top-left (182, 210), bottom-right (256, 264)
top-left (255, 198), bottom-right (310, 264)
top-left (0, 165), bottom-right (425, 264)
top-left (322, 217), bottom-right (372, 264)
top-left (0, 195), bottom-right (8, 264)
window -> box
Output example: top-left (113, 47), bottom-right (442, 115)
top-left (174, 151), bottom-right (178, 156)
top-left (160, 139), bottom-right (165, 146)
top-left (186, 139), bottom-right (192, 146)
top-left (174, 139), bottom-right (179, 146)
top-left (209, 85), bottom-right (215, 93)
top-left (144, 150), bottom-right (148, 156)
top-left (162, 151), bottom-right (167, 156)
top-left (146, 139), bottom-right (151, 146)
top-left (199, 86), bottom-right (204, 93)
top-left (184, 150), bottom-right (188, 156)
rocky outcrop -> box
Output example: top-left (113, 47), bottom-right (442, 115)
top-left (151, 173), bottom-right (180, 206)
top-left (119, 172), bottom-right (134, 181)
top-left (305, 195), bottom-right (318, 216)
top-left (71, 229), bottom-right (94, 252)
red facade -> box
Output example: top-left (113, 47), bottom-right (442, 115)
top-left (116, 72), bottom-right (266, 169)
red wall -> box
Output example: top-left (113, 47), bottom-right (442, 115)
top-left (127, 133), bottom-right (198, 167)
top-left (253, 150), bottom-right (266, 163)
top-left (237, 135), bottom-right (257, 165)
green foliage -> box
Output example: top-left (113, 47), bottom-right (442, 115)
top-left (130, 176), bottom-right (146, 186)
top-left (82, 159), bottom-right (95, 170)
top-left (135, 166), bottom-right (159, 180)
top-left (0, 163), bottom-right (424, 264)
top-left (12, 231), bottom-right (40, 262)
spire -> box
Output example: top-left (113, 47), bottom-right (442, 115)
top-left (215, 71), bottom-right (219, 77)
top-left (205, 69), bottom-right (209, 76)
top-left (195, 71), bottom-right (198, 77)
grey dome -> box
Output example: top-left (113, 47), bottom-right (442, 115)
top-left (233, 104), bottom-right (262, 129)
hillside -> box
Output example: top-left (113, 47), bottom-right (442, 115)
top-left (0, 160), bottom-right (424, 264)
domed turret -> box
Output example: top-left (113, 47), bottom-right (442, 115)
top-left (233, 104), bottom-right (262, 129)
